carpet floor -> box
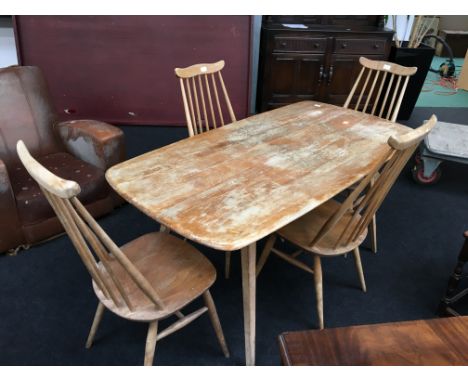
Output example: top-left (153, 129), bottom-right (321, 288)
top-left (1, 107), bottom-right (468, 365)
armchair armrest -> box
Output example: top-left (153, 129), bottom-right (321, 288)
top-left (0, 159), bottom-right (24, 253)
top-left (56, 120), bottom-right (126, 170)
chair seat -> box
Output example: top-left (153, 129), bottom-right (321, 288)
top-left (93, 232), bottom-right (216, 321)
top-left (278, 199), bottom-right (368, 256)
top-left (10, 152), bottom-right (110, 225)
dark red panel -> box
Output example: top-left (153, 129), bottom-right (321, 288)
top-left (14, 16), bottom-right (252, 126)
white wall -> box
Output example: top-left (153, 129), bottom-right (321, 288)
top-left (0, 17), bottom-right (18, 68)
top-left (385, 15), bottom-right (415, 43)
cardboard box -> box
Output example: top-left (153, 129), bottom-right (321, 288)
top-left (457, 49), bottom-right (468, 91)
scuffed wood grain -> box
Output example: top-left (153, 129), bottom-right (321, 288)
top-left (279, 316), bottom-right (468, 366)
top-left (106, 101), bottom-right (411, 251)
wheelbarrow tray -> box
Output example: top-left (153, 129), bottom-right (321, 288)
top-left (420, 121), bottom-right (468, 178)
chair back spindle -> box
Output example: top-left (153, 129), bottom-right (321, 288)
top-left (175, 60), bottom-right (236, 136)
top-left (308, 116), bottom-right (437, 250)
top-left (16, 140), bottom-right (166, 313)
top-left (344, 57), bottom-right (417, 122)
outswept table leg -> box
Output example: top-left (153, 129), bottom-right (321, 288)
top-left (241, 243), bottom-right (256, 366)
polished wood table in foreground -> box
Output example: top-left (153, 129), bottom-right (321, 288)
top-left (279, 316), bottom-right (468, 365)
top-left (106, 101), bottom-right (411, 365)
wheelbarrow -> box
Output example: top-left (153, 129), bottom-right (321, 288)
top-left (412, 121), bottom-right (468, 185)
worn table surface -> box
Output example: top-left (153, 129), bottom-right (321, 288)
top-left (106, 101), bottom-right (411, 251)
top-left (279, 316), bottom-right (468, 366)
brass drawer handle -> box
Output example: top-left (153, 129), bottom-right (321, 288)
top-left (341, 43), bottom-right (347, 48)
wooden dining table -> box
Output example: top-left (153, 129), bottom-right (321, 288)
top-left (105, 100), bottom-right (412, 365)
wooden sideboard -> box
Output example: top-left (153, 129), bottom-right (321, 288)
top-left (257, 16), bottom-right (394, 111)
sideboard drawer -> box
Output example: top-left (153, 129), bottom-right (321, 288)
top-left (274, 37), bottom-right (327, 53)
top-left (334, 38), bottom-right (386, 54)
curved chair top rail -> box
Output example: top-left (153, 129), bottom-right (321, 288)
top-left (175, 60), bottom-right (225, 78)
top-left (388, 115), bottom-right (437, 150)
top-left (359, 56), bottom-right (418, 76)
top-left (16, 140), bottom-right (81, 199)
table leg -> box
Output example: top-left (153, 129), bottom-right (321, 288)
top-left (241, 243), bottom-right (256, 366)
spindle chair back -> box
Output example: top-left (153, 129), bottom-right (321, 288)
top-left (344, 57), bottom-right (418, 122)
top-left (175, 60), bottom-right (236, 137)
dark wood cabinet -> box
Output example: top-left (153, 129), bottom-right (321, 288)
top-left (267, 53), bottom-right (325, 108)
top-left (257, 16), bottom-right (393, 112)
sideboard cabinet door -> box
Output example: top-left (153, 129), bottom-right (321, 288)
top-left (257, 17), bottom-right (393, 112)
top-left (265, 53), bottom-right (325, 110)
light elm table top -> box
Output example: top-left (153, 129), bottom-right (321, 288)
top-left (106, 101), bottom-right (411, 251)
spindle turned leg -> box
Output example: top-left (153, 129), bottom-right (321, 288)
top-left (144, 321), bottom-right (159, 366)
top-left (241, 243), bottom-right (256, 366)
top-left (313, 255), bottom-right (324, 330)
top-left (203, 290), bottom-right (230, 358)
top-left (369, 175), bottom-right (378, 254)
top-left (370, 215), bottom-right (378, 253)
top-left (256, 234), bottom-right (276, 277)
top-left (353, 247), bottom-right (367, 292)
top-left (225, 251), bottom-right (232, 279)
top-left (86, 302), bottom-right (105, 349)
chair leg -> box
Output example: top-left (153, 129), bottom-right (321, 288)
top-left (203, 290), bottom-right (230, 358)
top-left (144, 321), bottom-right (159, 366)
top-left (225, 251), bottom-right (232, 279)
top-left (256, 234), bottom-right (276, 277)
top-left (370, 215), bottom-right (377, 254)
top-left (353, 247), bottom-right (367, 292)
top-left (86, 302), bottom-right (105, 349)
top-left (313, 255), bottom-right (324, 330)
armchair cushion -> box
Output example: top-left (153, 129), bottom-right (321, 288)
top-left (56, 120), bottom-right (125, 170)
top-left (10, 152), bottom-right (110, 225)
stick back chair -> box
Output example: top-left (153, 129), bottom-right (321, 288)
top-left (16, 140), bottom-right (229, 366)
top-left (175, 60), bottom-right (236, 279)
top-left (175, 60), bottom-right (236, 136)
top-left (256, 116), bottom-right (437, 330)
top-left (344, 57), bottom-right (418, 253)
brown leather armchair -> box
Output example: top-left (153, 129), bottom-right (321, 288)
top-left (0, 65), bottom-right (125, 254)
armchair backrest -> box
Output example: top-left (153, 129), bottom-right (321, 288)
top-left (0, 66), bottom-right (63, 167)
